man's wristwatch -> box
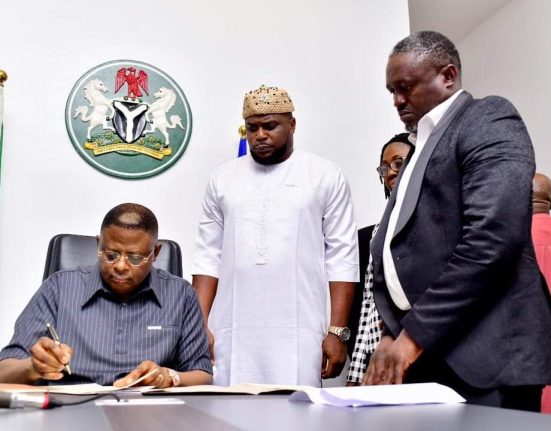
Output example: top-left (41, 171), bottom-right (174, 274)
top-left (166, 368), bottom-right (181, 387)
top-left (327, 326), bottom-right (351, 343)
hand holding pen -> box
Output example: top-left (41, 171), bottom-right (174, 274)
top-left (46, 323), bottom-right (72, 375)
top-left (28, 324), bottom-right (73, 381)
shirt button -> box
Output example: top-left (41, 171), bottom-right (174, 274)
top-left (122, 303), bottom-right (127, 307)
top-left (118, 327), bottom-right (125, 333)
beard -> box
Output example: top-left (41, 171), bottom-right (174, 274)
top-left (405, 123), bottom-right (418, 133)
top-left (250, 144), bottom-right (293, 165)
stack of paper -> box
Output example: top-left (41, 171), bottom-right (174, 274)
top-left (289, 383), bottom-right (465, 407)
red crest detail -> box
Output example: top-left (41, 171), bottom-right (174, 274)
top-left (115, 67), bottom-right (149, 98)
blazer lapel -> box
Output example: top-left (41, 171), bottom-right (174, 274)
top-left (393, 91), bottom-right (473, 238)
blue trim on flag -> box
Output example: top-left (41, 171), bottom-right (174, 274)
top-left (238, 137), bottom-right (247, 157)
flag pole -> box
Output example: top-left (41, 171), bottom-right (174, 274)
top-left (0, 69), bottom-right (7, 190)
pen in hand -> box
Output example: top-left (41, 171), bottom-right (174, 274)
top-left (46, 323), bottom-right (72, 375)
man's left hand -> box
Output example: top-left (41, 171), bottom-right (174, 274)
top-left (113, 360), bottom-right (172, 389)
top-left (321, 334), bottom-right (347, 379)
top-left (363, 330), bottom-right (423, 385)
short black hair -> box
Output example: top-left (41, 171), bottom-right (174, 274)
top-left (379, 133), bottom-right (415, 199)
top-left (391, 31), bottom-right (461, 75)
top-left (101, 203), bottom-right (158, 238)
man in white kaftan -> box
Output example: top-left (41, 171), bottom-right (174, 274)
top-left (192, 85), bottom-right (358, 386)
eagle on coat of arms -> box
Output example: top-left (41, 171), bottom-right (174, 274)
top-left (115, 67), bottom-right (149, 99)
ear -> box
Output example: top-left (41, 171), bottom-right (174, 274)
top-left (289, 116), bottom-right (296, 133)
top-left (441, 64), bottom-right (459, 88)
top-left (153, 242), bottom-right (162, 261)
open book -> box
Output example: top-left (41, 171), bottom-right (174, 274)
top-left (0, 380), bottom-right (312, 396)
top-left (146, 383), bottom-right (315, 395)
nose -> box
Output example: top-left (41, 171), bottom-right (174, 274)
top-left (385, 170), bottom-right (398, 189)
top-left (255, 127), bottom-right (267, 140)
top-left (393, 92), bottom-right (405, 108)
top-left (113, 255), bottom-right (130, 272)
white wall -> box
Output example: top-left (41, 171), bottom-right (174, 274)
top-left (457, 0), bottom-right (551, 173)
top-left (0, 1), bottom-right (409, 346)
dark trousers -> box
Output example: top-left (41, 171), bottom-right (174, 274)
top-left (404, 356), bottom-right (542, 412)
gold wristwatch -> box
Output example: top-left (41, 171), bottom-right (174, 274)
top-left (328, 326), bottom-right (351, 342)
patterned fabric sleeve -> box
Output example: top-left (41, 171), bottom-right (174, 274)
top-left (347, 225), bottom-right (383, 383)
top-left (0, 277), bottom-right (59, 360)
top-left (174, 281), bottom-right (213, 374)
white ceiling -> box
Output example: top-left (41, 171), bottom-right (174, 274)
top-left (409, 0), bottom-right (511, 43)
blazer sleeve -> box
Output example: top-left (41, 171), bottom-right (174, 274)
top-left (401, 96), bottom-right (536, 350)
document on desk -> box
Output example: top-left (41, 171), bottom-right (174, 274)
top-left (289, 383), bottom-right (466, 407)
top-left (96, 397), bottom-right (186, 406)
top-left (1, 384), bottom-right (154, 395)
top-left (147, 383), bottom-right (316, 395)
top-left (0, 369), bottom-right (158, 395)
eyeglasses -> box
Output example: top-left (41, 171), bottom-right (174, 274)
top-left (376, 157), bottom-right (406, 178)
top-left (97, 249), bottom-right (155, 266)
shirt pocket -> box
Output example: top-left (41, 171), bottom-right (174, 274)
top-left (142, 324), bottom-right (180, 363)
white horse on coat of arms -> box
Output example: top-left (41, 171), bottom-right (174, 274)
top-left (73, 79), bottom-right (115, 140)
top-left (146, 87), bottom-right (185, 147)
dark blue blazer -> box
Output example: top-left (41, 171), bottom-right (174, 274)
top-left (370, 91), bottom-right (551, 388)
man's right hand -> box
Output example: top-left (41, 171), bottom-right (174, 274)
top-left (29, 337), bottom-right (73, 381)
top-left (207, 328), bottom-right (215, 363)
top-left (191, 274), bottom-right (219, 366)
top-left (362, 331), bottom-right (423, 385)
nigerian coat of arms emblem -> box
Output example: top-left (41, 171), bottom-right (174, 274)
top-left (66, 60), bottom-right (192, 179)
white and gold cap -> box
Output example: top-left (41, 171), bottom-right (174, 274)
top-left (242, 85), bottom-right (294, 119)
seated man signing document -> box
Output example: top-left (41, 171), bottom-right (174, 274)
top-left (0, 203), bottom-right (212, 387)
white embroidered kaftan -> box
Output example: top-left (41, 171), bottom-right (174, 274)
top-left (192, 151), bottom-right (358, 386)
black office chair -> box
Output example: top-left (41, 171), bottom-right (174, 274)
top-left (42, 233), bottom-right (183, 280)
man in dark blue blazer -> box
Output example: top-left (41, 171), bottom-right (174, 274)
top-left (365, 31), bottom-right (551, 411)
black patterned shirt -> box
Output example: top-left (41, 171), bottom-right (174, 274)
top-left (347, 225), bottom-right (383, 383)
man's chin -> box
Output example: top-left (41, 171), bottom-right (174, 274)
top-left (108, 278), bottom-right (134, 293)
top-left (251, 151), bottom-right (275, 165)
top-left (251, 147), bottom-right (292, 165)
top-left (109, 287), bottom-right (135, 301)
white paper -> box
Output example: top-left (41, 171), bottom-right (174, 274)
top-left (96, 397), bottom-right (185, 406)
top-left (3, 383), bottom-right (155, 395)
top-left (116, 368), bottom-right (160, 389)
top-left (152, 383), bottom-right (314, 395)
top-left (1, 369), bottom-right (159, 395)
top-left (289, 383), bottom-right (466, 407)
